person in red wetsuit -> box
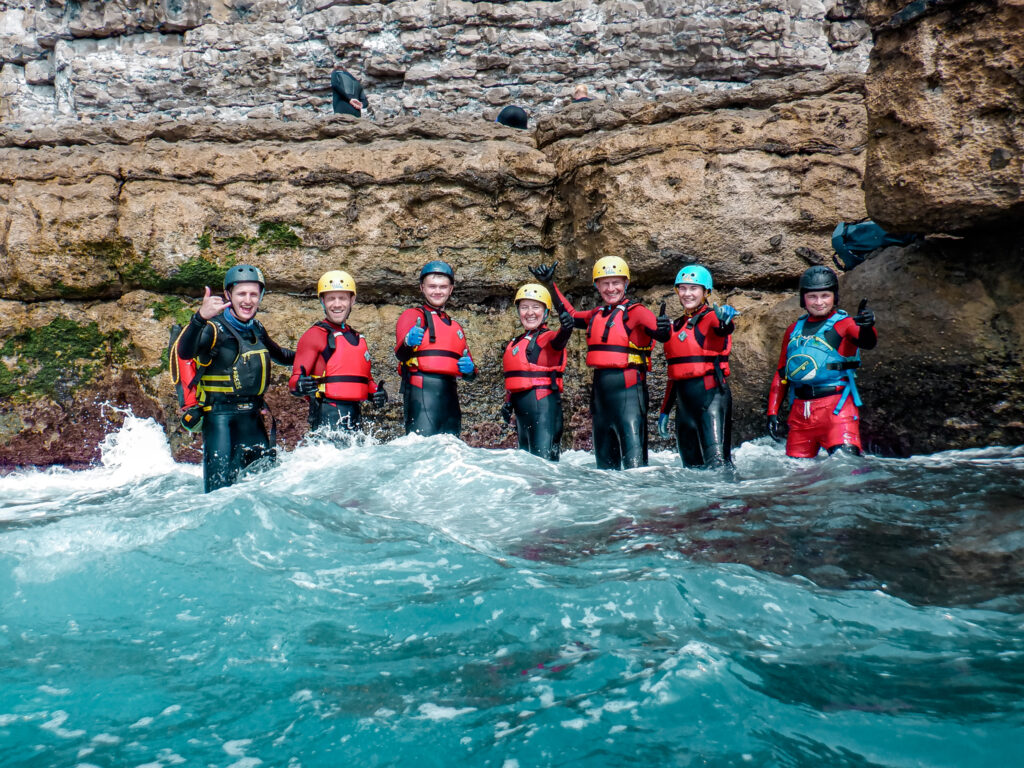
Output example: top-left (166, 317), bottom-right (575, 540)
top-left (530, 257), bottom-right (671, 469)
top-left (290, 270), bottom-right (387, 432)
top-left (656, 265), bottom-right (736, 468)
top-left (501, 282), bottom-right (575, 461)
top-left (767, 266), bottom-right (877, 457)
top-left (394, 261), bottom-right (476, 437)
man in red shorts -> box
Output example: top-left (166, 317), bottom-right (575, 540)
top-left (766, 266), bottom-right (877, 457)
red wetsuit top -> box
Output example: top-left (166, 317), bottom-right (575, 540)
top-left (659, 303), bottom-right (732, 415)
top-left (502, 324), bottom-right (569, 401)
top-left (767, 310), bottom-right (877, 416)
top-left (289, 320), bottom-right (380, 401)
top-left (553, 284), bottom-right (660, 389)
top-left (394, 304), bottom-right (475, 386)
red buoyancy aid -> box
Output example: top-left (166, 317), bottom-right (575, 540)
top-left (405, 307), bottom-right (466, 376)
top-left (315, 321), bottom-right (372, 401)
top-left (664, 306), bottom-right (731, 381)
top-left (502, 329), bottom-right (566, 393)
top-left (585, 302), bottom-right (653, 370)
top-left (169, 325), bottom-right (200, 409)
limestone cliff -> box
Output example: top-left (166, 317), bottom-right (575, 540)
top-left (1, 73), bottom-right (877, 464)
top-left (2, 1), bottom-right (870, 125)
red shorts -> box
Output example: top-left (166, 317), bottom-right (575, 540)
top-left (785, 394), bottom-right (861, 458)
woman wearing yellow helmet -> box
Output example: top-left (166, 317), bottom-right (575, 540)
top-left (529, 258), bottom-right (672, 469)
top-left (501, 283), bottom-right (576, 460)
top-left (290, 270), bottom-right (388, 433)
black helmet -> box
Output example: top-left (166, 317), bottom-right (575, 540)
top-left (798, 266), bottom-right (838, 308)
top-left (224, 264), bottom-right (266, 294)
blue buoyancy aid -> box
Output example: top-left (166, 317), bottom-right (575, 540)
top-left (785, 311), bottom-right (862, 414)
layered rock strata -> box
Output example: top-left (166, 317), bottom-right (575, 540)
top-left (1, 0), bottom-right (871, 126)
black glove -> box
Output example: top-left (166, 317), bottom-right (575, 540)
top-left (370, 381), bottom-right (388, 408)
top-left (180, 406), bottom-right (203, 433)
top-left (559, 309), bottom-right (574, 331)
top-left (294, 366), bottom-right (318, 397)
top-left (500, 401), bottom-right (514, 424)
top-left (654, 301), bottom-right (671, 341)
top-left (767, 415), bottom-right (788, 443)
top-left (528, 262), bottom-right (557, 283)
top-left (854, 298), bottom-right (874, 328)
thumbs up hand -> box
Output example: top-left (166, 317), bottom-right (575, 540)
top-left (654, 300), bottom-right (672, 341)
top-left (714, 303), bottom-right (738, 327)
top-left (370, 380), bottom-right (389, 408)
top-left (457, 350), bottom-right (475, 375)
top-left (405, 317), bottom-right (425, 346)
top-left (294, 365), bottom-right (318, 397)
top-left (854, 298), bottom-right (874, 328)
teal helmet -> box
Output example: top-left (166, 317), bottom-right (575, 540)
top-left (419, 260), bottom-right (455, 283)
top-left (224, 264), bottom-right (266, 295)
top-left (675, 264), bottom-right (713, 291)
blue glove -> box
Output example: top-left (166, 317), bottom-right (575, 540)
top-left (404, 318), bottom-right (425, 347)
top-left (715, 303), bottom-right (737, 326)
top-left (658, 413), bottom-right (671, 439)
top-left (457, 354), bottom-right (475, 375)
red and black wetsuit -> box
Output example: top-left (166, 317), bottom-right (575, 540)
top-left (658, 303), bottom-right (733, 468)
top-left (768, 310), bottom-right (877, 457)
top-left (554, 284), bottom-right (667, 469)
top-left (290, 320), bottom-right (380, 432)
top-left (395, 304), bottom-right (475, 437)
top-left (502, 322), bottom-right (571, 461)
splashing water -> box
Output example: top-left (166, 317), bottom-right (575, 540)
top-left (1, 417), bottom-right (1021, 767)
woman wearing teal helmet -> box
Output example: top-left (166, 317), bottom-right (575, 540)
top-left (657, 264), bottom-right (737, 468)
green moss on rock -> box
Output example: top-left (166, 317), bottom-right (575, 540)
top-left (0, 318), bottom-right (127, 401)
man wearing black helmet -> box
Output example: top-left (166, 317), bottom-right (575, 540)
top-left (766, 266), bottom-right (877, 457)
top-left (394, 261), bottom-right (476, 437)
top-left (175, 264), bottom-right (295, 492)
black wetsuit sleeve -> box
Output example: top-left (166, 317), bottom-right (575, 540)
top-left (856, 326), bottom-right (877, 350)
top-left (176, 312), bottom-right (215, 360)
top-left (550, 323), bottom-right (572, 351)
top-left (713, 319), bottom-right (735, 336)
top-left (262, 329), bottom-right (295, 365)
top-left (395, 342), bottom-right (416, 363)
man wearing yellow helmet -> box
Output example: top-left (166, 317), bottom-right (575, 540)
top-left (290, 270), bottom-right (388, 432)
top-left (174, 264), bottom-right (295, 492)
top-left (529, 258), bottom-right (672, 469)
top-left (501, 283), bottom-right (576, 460)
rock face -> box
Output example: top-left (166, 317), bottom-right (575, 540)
top-left (863, 0), bottom-right (1024, 233)
top-left (1, 73), bottom-right (877, 465)
top-left (1, 0), bottom-right (871, 126)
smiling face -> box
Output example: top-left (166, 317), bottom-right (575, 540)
top-left (321, 290), bottom-right (355, 325)
top-left (517, 298), bottom-right (547, 331)
top-left (803, 290), bottom-right (835, 318)
top-left (227, 282), bottom-right (262, 321)
top-left (595, 276), bottom-right (627, 305)
top-left (675, 282), bottom-right (707, 313)
top-left (420, 274), bottom-right (454, 309)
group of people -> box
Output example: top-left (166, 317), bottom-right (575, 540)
top-left (170, 257), bottom-right (876, 492)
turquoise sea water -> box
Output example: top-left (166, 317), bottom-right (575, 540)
top-left (1, 417), bottom-right (1022, 767)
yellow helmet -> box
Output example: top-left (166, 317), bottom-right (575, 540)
top-left (317, 270), bottom-right (356, 297)
top-left (514, 283), bottom-right (552, 310)
top-left (592, 256), bottom-right (630, 281)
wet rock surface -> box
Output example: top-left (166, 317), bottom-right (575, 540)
top-left (863, 0), bottom-right (1024, 233)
